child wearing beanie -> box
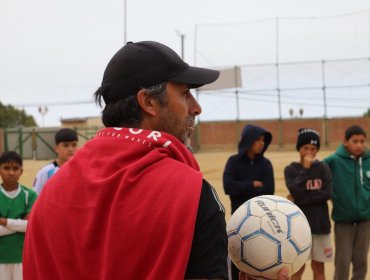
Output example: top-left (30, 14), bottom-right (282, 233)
top-left (284, 128), bottom-right (333, 280)
top-left (296, 128), bottom-right (320, 151)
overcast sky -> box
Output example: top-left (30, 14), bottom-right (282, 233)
top-left (1, 0), bottom-right (370, 127)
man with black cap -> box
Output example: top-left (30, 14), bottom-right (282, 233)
top-left (23, 41), bottom-right (229, 280)
top-left (23, 41), bottom-right (291, 280)
top-left (284, 128), bottom-right (333, 280)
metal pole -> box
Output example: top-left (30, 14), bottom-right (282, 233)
top-left (18, 127), bottom-right (23, 157)
top-left (38, 106), bottom-right (48, 128)
top-left (321, 60), bottom-right (329, 147)
top-left (275, 17), bottom-right (283, 148)
top-left (235, 66), bottom-right (240, 121)
top-left (276, 17), bottom-right (282, 120)
top-left (194, 24), bottom-right (198, 66)
top-left (175, 31), bottom-right (185, 59)
top-left (235, 66), bottom-right (241, 147)
top-left (123, 0), bottom-right (127, 44)
top-left (181, 34), bottom-right (184, 59)
top-left (276, 73), bottom-right (282, 119)
top-left (276, 17), bottom-right (279, 65)
top-left (321, 60), bottom-right (328, 119)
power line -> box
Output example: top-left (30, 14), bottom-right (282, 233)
top-left (195, 10), bottom-right (369, 28)
top-left (200, 91), bottom-right (369, 110)
top-left (12, 99), bottom-right (95, 107)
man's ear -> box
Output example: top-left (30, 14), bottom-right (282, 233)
top-left (136, 90), bottom-right (158, 116)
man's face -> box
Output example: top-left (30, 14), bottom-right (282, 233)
top-left (0, 161), bottom-right (23, 188)
top-left (344, 134), bottom-right (366, 157)
top-left (156, 82), bottom-right (202, 143)
top-left (54, 141), bottom-right (78, 164)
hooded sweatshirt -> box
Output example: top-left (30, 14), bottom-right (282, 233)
top-left (23, 127), bottom-right (209, 280)
top-left (284, 160), bottom-right (333, 234)
top-left (323, 144), bottom-right (370, 222)
top-left (223, 125), bottom-right (274, 213)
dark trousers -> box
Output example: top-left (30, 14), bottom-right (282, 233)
top-left (334, 221), bottom-right (370, 280)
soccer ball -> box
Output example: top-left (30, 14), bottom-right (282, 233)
top-left (227, 195), bottom-right (311, 279)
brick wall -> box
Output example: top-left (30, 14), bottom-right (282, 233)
top-left (1, 117), bottom-right (369, 154)
top-left (195, 117), bottom-right (370, 151)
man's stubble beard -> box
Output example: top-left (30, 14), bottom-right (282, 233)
top-left (157, 107), bottom-right (192, 144)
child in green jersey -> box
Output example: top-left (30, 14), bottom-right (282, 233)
top-left (0, 151), bottom-right (37, 280)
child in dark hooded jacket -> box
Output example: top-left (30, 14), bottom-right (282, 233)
top-left (223, 124), bottom-right (275, 214)
top-left (223, 124), bottom-right (275, 280)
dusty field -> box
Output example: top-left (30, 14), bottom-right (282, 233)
top-left (21, 150), bottom-right (369, 280)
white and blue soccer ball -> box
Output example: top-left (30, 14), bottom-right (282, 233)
top-left (227, 195), bottom-right (311, 280)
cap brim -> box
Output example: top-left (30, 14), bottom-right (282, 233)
top-left (168, 66), bottom-right (220, 89)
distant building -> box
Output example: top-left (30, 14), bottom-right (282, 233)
top-left (60, 116), bottom-right (103, 128)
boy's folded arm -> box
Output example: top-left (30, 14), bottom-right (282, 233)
top-left (6, 218), bottom-right (28, 232)
top-left (0, 224), bottom-right (16, 236)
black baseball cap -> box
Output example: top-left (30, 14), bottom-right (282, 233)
top-left (100, 41), bottom-right (220, 103)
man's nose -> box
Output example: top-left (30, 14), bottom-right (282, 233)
top-left (189, 93), bottom-right (202, 116)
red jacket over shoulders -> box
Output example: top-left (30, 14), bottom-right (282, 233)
top-left (23, 127), bottom-right (203, 280)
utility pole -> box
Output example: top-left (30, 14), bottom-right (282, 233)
top-left (38, 106), bottom-right (48, 127)
top-left (275, 17), bottom-right (283, 148)
top-left (175, 30), bottom-right (186, 59)
top-left (123, 0), bottom-right (127, 44)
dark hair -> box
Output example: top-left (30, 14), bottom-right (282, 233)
top-left (0, 151), bottom-right (23, 166)
top-left (94, 82), bottom-right (167, 127)
top-left (345, 125), bottom-right (366, 140)
top-left (55, 128), bottom-right (78, 145)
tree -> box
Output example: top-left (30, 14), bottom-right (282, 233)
top-left (0, 101), bottom-right (37, 128)
top-left (364, 108), bottom-right (370, 118)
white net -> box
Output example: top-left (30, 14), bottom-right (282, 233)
top-left (195, 11), bottom-right (370, 121)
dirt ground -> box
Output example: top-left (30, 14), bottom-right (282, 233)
top-left (20, 150), bottom-right (369, 280)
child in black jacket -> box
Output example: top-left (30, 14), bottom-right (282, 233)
top-left (223, 124), bottom-right (275, 280)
